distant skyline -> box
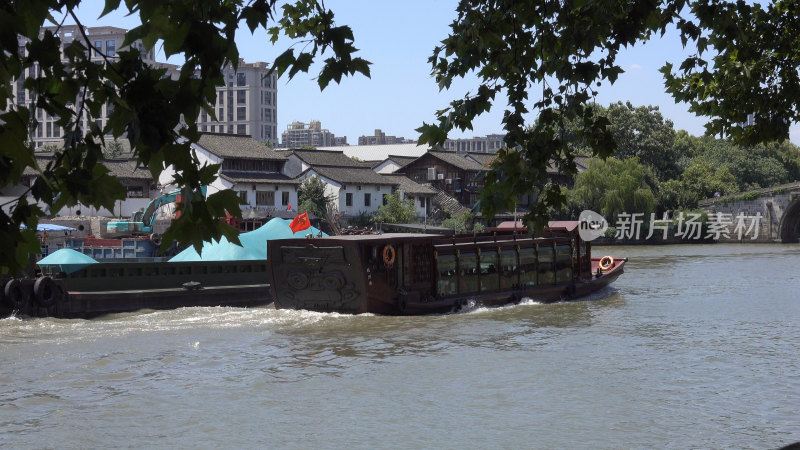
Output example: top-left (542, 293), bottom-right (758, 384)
top-left (68, 1), bottom-right (800, 145)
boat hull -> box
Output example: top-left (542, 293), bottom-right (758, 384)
top-left (268, 231), bottom-right (626, 316)
top-left (2, 259), bottom-right (273, 319)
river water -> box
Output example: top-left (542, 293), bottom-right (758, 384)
top-left (1, 244), bottom-right (799, 448)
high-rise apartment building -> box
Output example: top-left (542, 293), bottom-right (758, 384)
top-left (9, 25), bottom-right (160, 148)
top-left (280, 120), bottom-right (345, 148)
top-left (197, 61), bottom-right (278, 145)
top-left (9, 26), bottom-right (277, 147)
top-left (357, 129), bottom-right (414, 145)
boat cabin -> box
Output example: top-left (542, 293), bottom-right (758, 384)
top-left (267, 221), bottom-right (615, 315)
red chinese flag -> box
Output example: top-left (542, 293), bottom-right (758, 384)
top-left (289, 212), bottom-right (311, 233)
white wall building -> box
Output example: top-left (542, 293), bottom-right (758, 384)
top-left (5, 150), bottom-right (156, 219)
top-left (297, 167), bottom-right (398, 217)
top-left (159, 133), bottom-right (299, 213)
top-left (279, 148), bottom-right (371, 178)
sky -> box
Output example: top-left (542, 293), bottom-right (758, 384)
top-left (67, 0), bottom-right (800, 145)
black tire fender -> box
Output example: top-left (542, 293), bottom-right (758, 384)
top-left (4, 279), bottom-right (28, 310)
top-left (34, 276), bottom-right (60, 307)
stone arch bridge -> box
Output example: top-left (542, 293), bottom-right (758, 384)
top-left (699, 181), bottom-right (800, 243)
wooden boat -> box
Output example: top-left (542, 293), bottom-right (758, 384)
top-left (266, 221), bottom-right (625, 315)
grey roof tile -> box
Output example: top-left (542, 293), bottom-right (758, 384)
top-left (25, 155), bottom-right (153, 180)
top-left (220, 171), bottom-right (301, 184)
top-left (288, 149), bottom-right (364, 167)
top-left (465, 152), bottom-right (498, 167)
top-left (197, 133), bottom-right (287, 160)
top-left (382, 174), bottom-right (436, 195)
top-left (309, 166), bottom-right (399, 185)
top-left (425, 151), bottom-right (489, 171)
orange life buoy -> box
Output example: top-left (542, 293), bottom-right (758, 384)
top-left (382, 245), bottom-right (396, 267)
top-left (599, 256), bottom-right (614, 271)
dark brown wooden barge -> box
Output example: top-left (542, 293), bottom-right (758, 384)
top-left (267, 222), bottom-right (625, 315)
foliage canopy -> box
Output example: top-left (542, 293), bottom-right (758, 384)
top-left (569, 157), bottom-right (657, 221)
top-left (417, 0), bottom-right (800, 231)
top-left (297, 175), bottom-right (334, 218)
top-left (0, 0), bottom-right (369, 273)
top-left (372, 191), bottom-right (415, 224)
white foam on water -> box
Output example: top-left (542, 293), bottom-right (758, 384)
top-left (453, 297), bottom-right (545, 316)
top-left (519, 297), bottom-right (545, 306)
top-left (0, 311), bottom-right (23, 322)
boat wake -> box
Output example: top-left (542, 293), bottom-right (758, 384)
top-left (451, 297), bottom-right (545, 315)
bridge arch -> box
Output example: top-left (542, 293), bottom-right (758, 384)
top-left (779, 198), bottom-right (800, 243)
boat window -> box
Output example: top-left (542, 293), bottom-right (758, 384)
top-left (126, 267), bottom-right (142, 277)
top-left (437, 254), bottom-right (457, 297)
top-left (499, 249), bottom-right (517, 290)
top-left (519, 247), bottom-right (537, 287)
top-left (480, 250), bottom-right (499, 292)
top-left (109, 268), bottom-right (123, 277)
top-left (556, 244), bottom-right (573, 283)
top-left (411, 244), bottom-right (431, 284)
top-left (90, 268), bottom-right (107, 277)
top-left (459, 252), bottom-right (479, 294)
top-left (537, 244), bottom-right (555, 285)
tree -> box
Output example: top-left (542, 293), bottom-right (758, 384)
top-left (658, 160), bottom-right (738, 210)
top-left (297, 176), bottom-right (334, 218)
top-left (103, 139), bottom-right (125, 159)
top-left (605, 102), bottom-right (679, 180)
top-left (372, 192), bottom-right (415, 224)
top-left (696, 141), bottom-right (790, 191)
top-left (662, 1), bottom-right (800, 145)
top-left (0, 0), bottom-right (370, 273)
top-left (569, 157), bottom-right (657, 222)
top-left (417, 0), bottom-right (799, 232)
top-left (681, 137), bottom-right (794, 191)
top-left (679, 160), bottom-right (738, 205)
top-left (442, 210), bottom-right (479, 234)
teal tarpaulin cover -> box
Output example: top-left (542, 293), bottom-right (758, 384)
top-left (168, 217), bottom-right (326, 262)
top-left (37, 248), bottom-right (98, 274)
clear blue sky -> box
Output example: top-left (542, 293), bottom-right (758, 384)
top-left (69, 0), bottom-right (800, 145)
